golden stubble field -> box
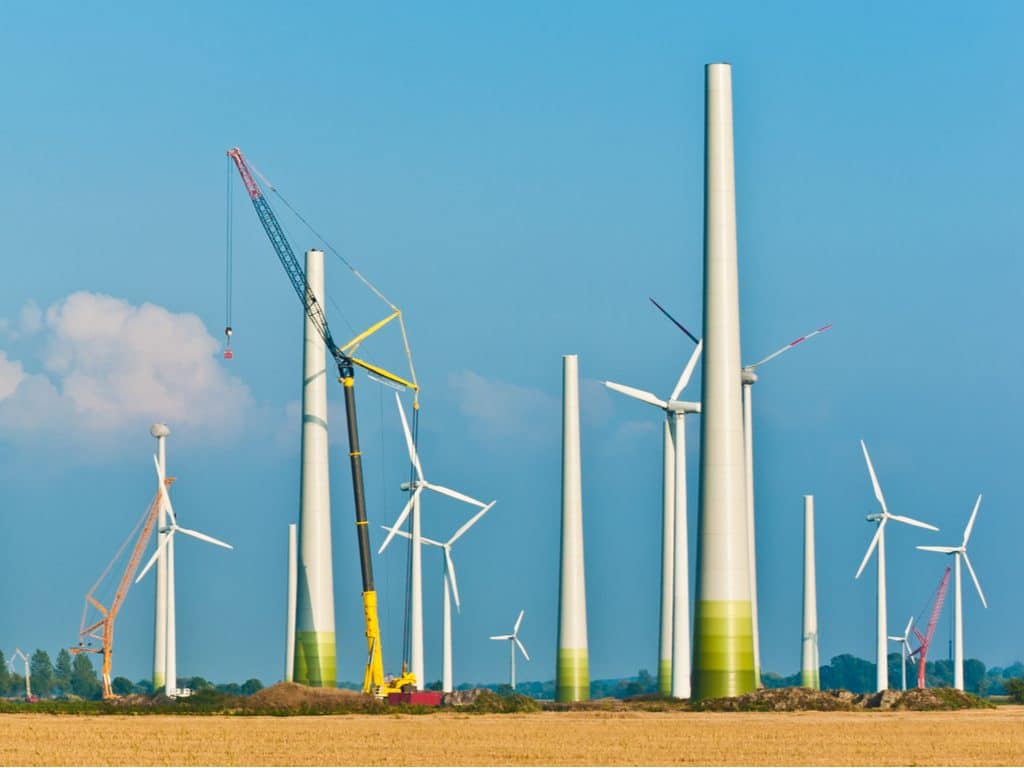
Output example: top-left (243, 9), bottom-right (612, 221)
top-left (2, 708), bottom-right (1023, 766)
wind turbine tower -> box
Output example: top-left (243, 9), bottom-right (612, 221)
top-left (285, 523), bottom-right (297, 683)
top-left (294, 248), bottom-right (337, 687)
top-left (151, 423), bottom-right (170, 693)
top-left (801, 494), bottom-right (820, 690)
top-left (692, 62), bottom-right (755, 699)
top-left (558, 354), bottom-right (589, 702)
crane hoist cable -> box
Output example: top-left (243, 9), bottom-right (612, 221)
top-left (224, 157), bottom-right (234, 358)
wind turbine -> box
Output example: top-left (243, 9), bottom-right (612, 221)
top-left (490, 610), bottom-right (529, 691)
top-left (739, 322), bottom-right (832, 686)
top-left (855, 440), bottom-right (938, 692)
top-left (652, 298), bottom-right (831, 687)
top-left (603, 330), bottom-right (702, 699)
top-left (8, 648), bottom-right (31, 699)
top-left (379, 392), bottom-right (493, 688)
top-left (382, 501), bottom-right (494, 693)
top-left (887, 615), bottom-right (914, 691)
top-left (136, 453), bottom-right (232, 697)
top-left (916, 495), bottom-right (987, 691)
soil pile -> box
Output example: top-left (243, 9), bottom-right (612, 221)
top-left (895, 687), bottom-right (994, 710)
top-left (243, 683), bottom-right (382, 713)
top-left (698, 687), bottom-right (857, 712)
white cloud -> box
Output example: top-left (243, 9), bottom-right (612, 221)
top-left (0, 351), bottom-right (24, 401)
top-left (0, 292), bottom-right (252, 443)
top-left (447, 369), bottom-right (559, 443)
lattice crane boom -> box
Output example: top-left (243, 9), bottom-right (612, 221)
top-left (71, 486), bottom-right (165, 699)
top-left (911, 565), bottom-right (951, 689)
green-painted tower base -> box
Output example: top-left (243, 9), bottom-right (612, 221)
top-left (801, 669), bottom-right (820, 690)
top-left (294, 630), bottom-right (336, 687)
top-left (658, 658), bottom-right (672, 697)
top-left (556, 648), bottom-right (589, 702)
top-left (692, 600), bottom-right (755, 699)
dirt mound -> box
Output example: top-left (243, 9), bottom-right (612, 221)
top-left (895, 687), bottom-right (994, 710)
top-left (699, 687), bottom-right (858, 712)
top-left (243, 682), bottom-right (379, 713)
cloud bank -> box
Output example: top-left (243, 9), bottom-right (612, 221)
top-left (0, 292), bottom-right (252, 444)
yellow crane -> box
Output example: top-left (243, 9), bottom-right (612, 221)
top-left (70, 479), bottom-right (170, 698)
top-left (228, 147), bottom-right (418, 696)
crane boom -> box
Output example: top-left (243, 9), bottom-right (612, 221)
top-left (71, 488), bottom-right (164, 698)
top-left (911, 565), bottom-right (951, 689)
top-left (227, 147), bottom-right (415, 696)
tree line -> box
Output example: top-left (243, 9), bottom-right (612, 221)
top-left (0, 649), bottom-right (263, 700)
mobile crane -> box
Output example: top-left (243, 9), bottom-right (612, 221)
top-left (227, 147), bottom-right (418, 697)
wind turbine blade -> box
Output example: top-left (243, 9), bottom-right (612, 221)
top-left (515, 637), bottom-right (530, 661)
top-left (448, 502), bottom-right (495, 545)
top-left (904, 639), bottom-right (913, 656)
top-left (649, 297), bottom-right (699, 345)
top-left (888, 514), bottom-right (939, 532)
top-left (855, 520), bottom-right (885, 579)
top-left (514, 609), bottom-right (525, 634)
top-left (961, 552), bottom-right (988, 608)
top-left (377, 487), bottom-right (421, 554)
top-left (603, 381), bottom-right (667, 409)
top-left (916, 545), bottom-right (958, 553)
top-left (669, 339), bottom-right (704, 401)
top-left (394, 392), bottom-right (424, 482)
top-left (153, 455), bottom-right (177, 525)
top-left (135, 534), bottom-right (172, 583)
top-left (860, 441), bottom-right (889, 517)
top-left (445, 549), bottom-right (461, 611)
top-left (962, 494), bottom-right (982, 547)
top-left (380, 526), bottom-right (444, 548)
top-left (903, 615), bottom-right (914, 638)
top-left (423, 482), bottom-right (487, 508)
top-left (175, 526), bottom-right (233, 550)
top-left (887, 636), bottom-right (903, 642)
top-left (490, 634), bottom-right (513, 641)
top-left (748, 322), bottom-right (832, 369)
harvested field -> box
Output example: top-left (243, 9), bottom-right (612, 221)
top-left (2, 708), bottom-right (1024, 766)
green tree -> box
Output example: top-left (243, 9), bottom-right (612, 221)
top-left (54, 649), bottom-right (73, 696)
top-left (240, 678), bottom-right (264, 695)
top-left (0, 650), bottom-right (9, 695)
top-left (821, 654), bottom-right (875, 693)
top-left (30, 650), bottom-right (54, 698)
top-left (1004, 678), bottom-right (1024, 704)
top-left (70, 653), bottom-right (102, 700)
top-left (111, 677), bottom-right (134, 696)
top-left (964, 658), bottom-right (986, 694)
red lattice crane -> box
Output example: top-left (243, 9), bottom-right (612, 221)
top-left (910, 566), bottom-right (951, 689)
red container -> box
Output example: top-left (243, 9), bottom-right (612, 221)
top-left (387, 691), bottom-right (443, 707)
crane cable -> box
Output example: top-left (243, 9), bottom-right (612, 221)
top-left (225, 157), bottom-right (234, 355)
top-left (245, 159), bottom-right (420, 406)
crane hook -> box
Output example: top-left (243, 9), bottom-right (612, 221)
top-left (223, 326), bottom-right (234, 360)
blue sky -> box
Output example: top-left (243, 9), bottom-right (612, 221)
top-left (1, 1), bottom-right (1023, 688)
